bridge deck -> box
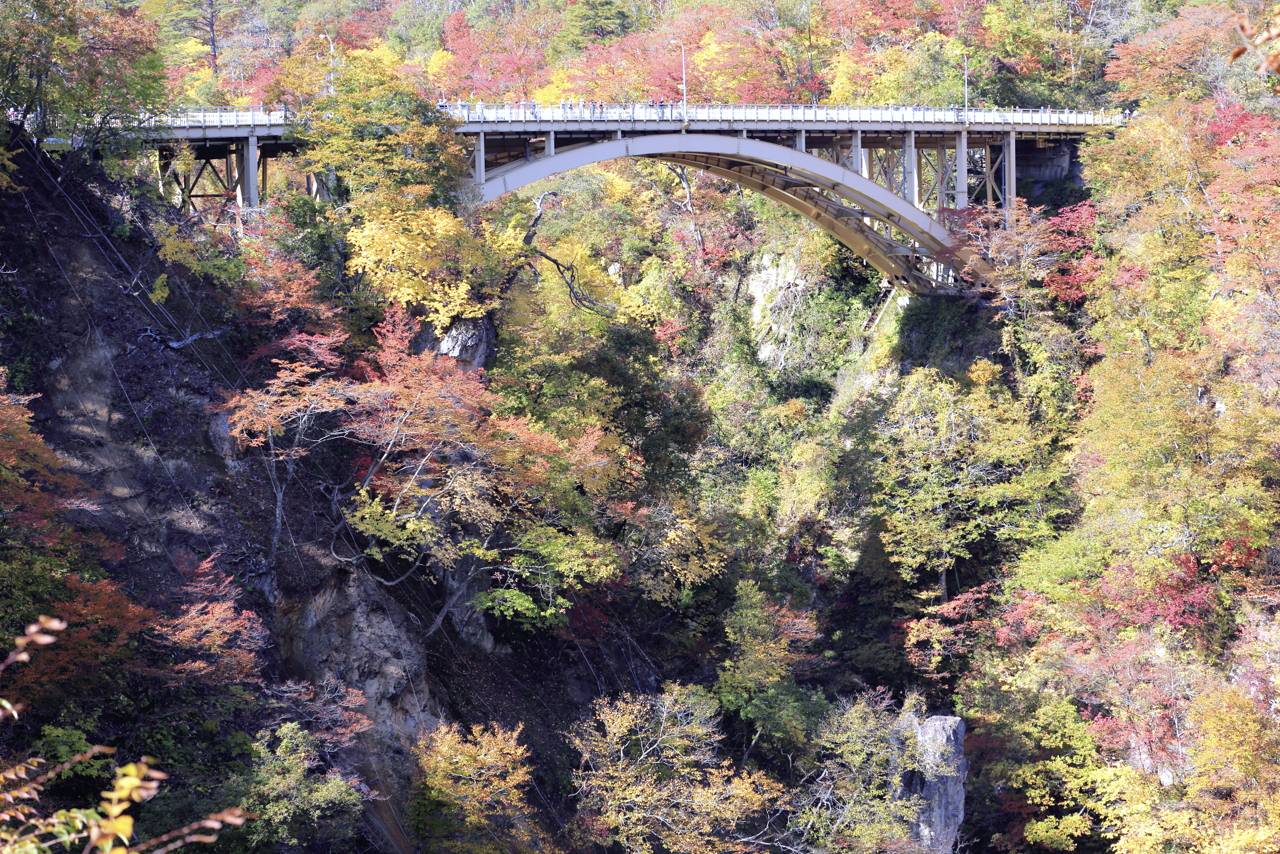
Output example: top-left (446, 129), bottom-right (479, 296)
top-left (450, 103), bottom-right (1121, 135)
top-left (140, 103), bottom-right (1124, 143)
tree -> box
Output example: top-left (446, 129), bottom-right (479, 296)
top-left (554, 0), bottom-right (632, 56)
top-left (475, 524), bottom-right (620, 626)
top-left (0, 618), bottom-right (247, 852)
top-left (413, 722), bottom-right (555, 852)
top-left (431, 9), bottom-right (556, 99)
top-left (157, 553), bottom-right (269, 687)
top-left (0, 370), bottom-right (150, 704)
top-left (1, 0), bottom-right (166, 141)
top-left (223, 307), bottom-right (615, 633)
top-left (786, 694), bottom-right (934, 852)
top-left (284, 44), bottom-right (524, 333)
top-left (979, 0), bottom-right (1105, 107)
top-left (293, 45), bottom-right (467, 204)
top-left (568, 683), bottom-right (782, 853)
top-left (346, 198), bottom-right (523, 333)
top-left (822, 0), bottom-right (933, 49)
top-left (146, 0), bottom-right (243, 76)
top-left (716, 580), bottom-right (824, 753)
top-left (876, 34), bottom-right (971, 105)
top-left (236, 232), bottom-right (327, 329)
top-left (1074, 351), bottom-right (1279, 565)
top-left (1106, 6), bottom-right (1237, 104)
top-left (692, 26), bottom-right (792, 102)
top-left (4, 576), bottom-right (151, 705)
top-left (230, 723), bottom-right (364, 849)
top-left (873, 361), bottom-right (1061, 597)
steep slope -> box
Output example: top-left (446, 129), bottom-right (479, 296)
top-left (0, 133), bottom-right (450, 848)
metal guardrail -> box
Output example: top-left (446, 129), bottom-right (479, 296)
top-left (442, 102), bottom-right (1126, 127)
top-left (139, 103), bottom-right (1126, 133)
top-left (141, 108), bottom-right (289, 128)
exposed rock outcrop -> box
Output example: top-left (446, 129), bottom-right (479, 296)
top-left (744, 250), bottom-right (808, 368)
top-left (904, 715), bottom-right (969, 853)
top-left (278, 570), bottom-right (446, 791)
top-left (412, 315), bottom-right (497, 369)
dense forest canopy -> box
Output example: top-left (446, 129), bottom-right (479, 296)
top-left (4, 0), bottom-right (1280, 852)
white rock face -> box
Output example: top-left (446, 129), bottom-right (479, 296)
top-left (436, 316), bottom-right (496, 368)
top-left (412, 315), bottom-right (496, 369)
top-left (744, 251), bottom-right (809, 368)
top-left (903, 715), bottom-right (969, 853)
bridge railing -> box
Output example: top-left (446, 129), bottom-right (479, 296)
top-left (140, 107), bottom-right (289, 129)
top-left (137, 103), bottom-right (1126, 134)
top-left (439, 102), bottom-right (1126, 127)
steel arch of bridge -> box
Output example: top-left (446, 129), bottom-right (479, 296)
top-left (476, 134), bottom-right (979, 293)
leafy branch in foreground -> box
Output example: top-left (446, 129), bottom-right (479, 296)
top-left (0, 616), bottom-right (247, 853)
top-left (1233, 6), bottom-right (1280, 79)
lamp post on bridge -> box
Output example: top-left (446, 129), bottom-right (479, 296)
top-left (669, 40), bottom-right (687, 120)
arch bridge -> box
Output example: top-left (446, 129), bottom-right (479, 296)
top-left (141, 103), bottom-right (1122, 294)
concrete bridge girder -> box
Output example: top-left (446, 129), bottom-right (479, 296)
top-left (474, 133), bottom-right (979, 293)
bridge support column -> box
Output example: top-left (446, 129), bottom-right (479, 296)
top-left (225, 151), bottom-right (236, 204)
top-left (904, 130), bottom-right (919, 208)
top-left (474, 132), bottom-right (486, 186)
top-left (935, 143), bottom-right (946, 213)
top-left (157, 150), bottom-right (172, 200)
top-left (545, 131), bottom-right (555, 157)
top-left (955, 131), bottom-right (968, 210)
top-left (844, 130), bottom-right (866, 176)
top-left (243, 135), bottom-right (260, 208)
top-left (1003, 130), bottom-right (1016, 225)
top-left (795, 129), bottom-right (806, 152)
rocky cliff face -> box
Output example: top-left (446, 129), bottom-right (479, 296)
top-left (412, 315), bottom-right (496, 369)
top-left (744, 250), bottom-right (809, 369)
top-left (903, 715), bottom-right (969, 853)
top-left (0, 147), bottom-right (445, 853)
top-left (276, 571), bottom-right (445, 830)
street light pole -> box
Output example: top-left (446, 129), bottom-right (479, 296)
top-left (670, 40), bottom-right (687, 120)
top-left (680, 42), bottom-right (687, 119)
